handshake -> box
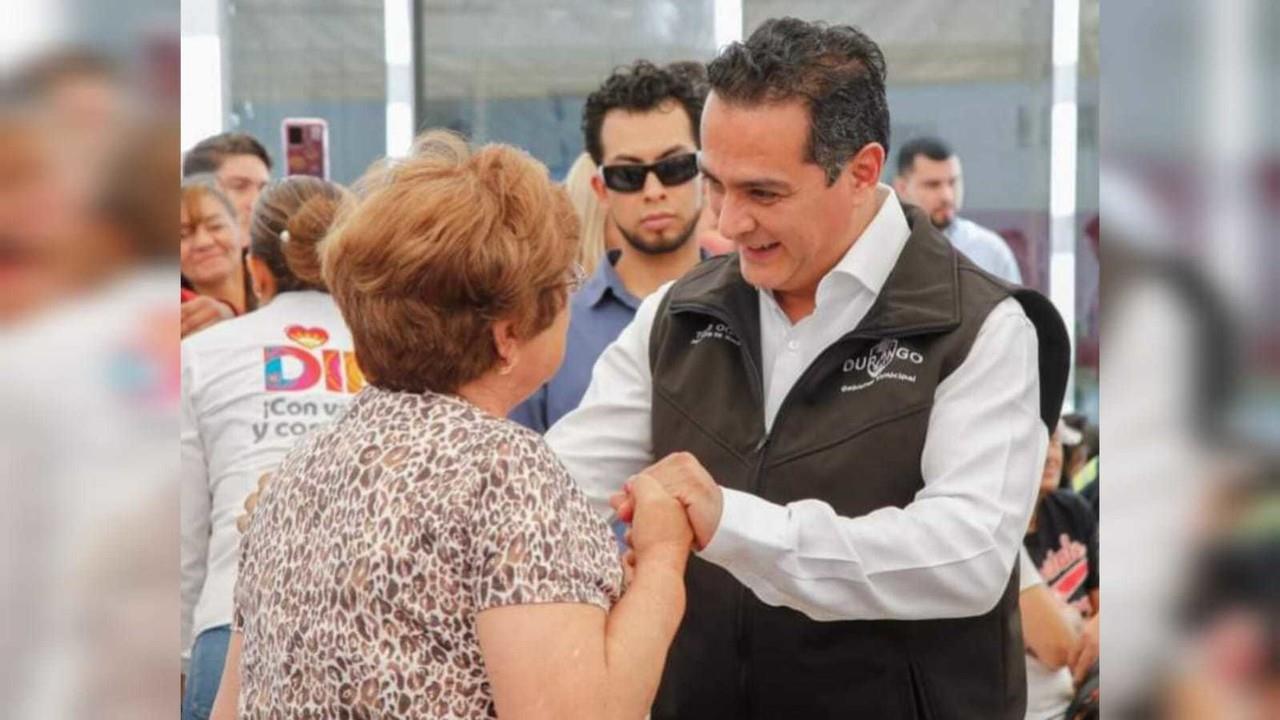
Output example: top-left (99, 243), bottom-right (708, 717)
top-left (609, 452), bottom-right (724, 574)
top-left (237, 451), bottom-right (725, 562)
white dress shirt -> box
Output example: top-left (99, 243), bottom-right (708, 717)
top-left (546, 185), bottom-right (1047, 621)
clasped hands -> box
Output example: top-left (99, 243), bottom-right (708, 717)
top-left (609, 452), bottom-right (724, 575)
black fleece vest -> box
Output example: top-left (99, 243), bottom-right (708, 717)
top-left (646, 205), bottom-right (1070, 720)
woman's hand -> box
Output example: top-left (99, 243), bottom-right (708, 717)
top-left (181, 295), bottom-right (234, 337)
top-left (618, 473), bottom-right (693, 568)
top-left (611, 452), bottom-right (722, 550)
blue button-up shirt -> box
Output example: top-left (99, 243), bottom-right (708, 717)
top-left (942, 217), bottom-right (1022, 284)
top-left (510, 250), bottom-right (642, 433)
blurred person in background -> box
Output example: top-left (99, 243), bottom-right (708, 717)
top-left (1018, 546), bottom-right (1085, 719)
top-left (182, 132), bottom-right (273, 243)
top-left (1075, 430), bottom-right (1100, 518)
top-left (180, 177), bottom-right (256, 336)
top-left (667, 60), bottom-right (733, 258)
top-left (1025, 425), bottom-right (1101, 691)
top-left (181, 176), bottom-right (354, 720)
top-left (562, 151), bottom-right (620, 276)
top-left (1060, 413), bottom-right (1100, 518)
top-left (691, 196), bottom-right (734, 256)
top-left (212, 132), bottom-right (693, 719)
top-left (510, 60), bottom-right (706, 433)
top-left (1059, 414), bottom-right (1088, 488)
top-left (894, 136), bottom-right (1023, 284)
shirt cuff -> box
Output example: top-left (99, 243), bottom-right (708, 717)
top-left (698, 488), bottom-right (789, 572)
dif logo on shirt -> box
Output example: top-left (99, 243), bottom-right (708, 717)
top-left (264, 325), bottom-right (365, 393)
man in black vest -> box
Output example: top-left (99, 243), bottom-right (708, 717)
top-left (546, 17), bottom-right (1070, 719)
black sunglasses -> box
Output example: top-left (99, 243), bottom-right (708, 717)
top-left (599, 153), bottom-right (699, 193)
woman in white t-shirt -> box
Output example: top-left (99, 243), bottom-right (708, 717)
top-left (180, 176), bottom-right (355, 720)
top-left (1019, 546), bottom-right (1083, 719)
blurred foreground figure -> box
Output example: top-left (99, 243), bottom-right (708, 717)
top-left (0, 118), bottom-right (179, 718)
top-left (0, 49), bottom-right (132, 326)
top-left (1100, 163), bottom-right (1278, 718)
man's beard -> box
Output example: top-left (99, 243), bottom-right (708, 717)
top-left (616, 214), bottom-right (699, 256)
top-left (930, 211), bottom-right (954, 231)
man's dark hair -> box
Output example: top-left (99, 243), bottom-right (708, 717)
top-left (582, 60), bottom-right (705, 166)
top-left (666, 61), bottom-right (710, 100)
top-left (707, 17), bottom-right (890, 185)
top-left (182, 131), bottom-right (273, 177)
top-left (896, 136), bottom-right (954, 177)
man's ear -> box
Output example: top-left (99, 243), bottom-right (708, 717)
top-left (590, 171), bottom-right (610, 205)
top-left (490, 318), bottom-right (520, 374)
top-left (845, 142), bottom-right (886, 192)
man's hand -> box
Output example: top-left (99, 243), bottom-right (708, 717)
top-left (181, 295), bottom-right (234, 337)
top-left (621, 473), bottom-right (694, 564)
top-left (1069, 613), bottom-right (1100, 685)
top-left (611, 452), bottom-right (722, 551)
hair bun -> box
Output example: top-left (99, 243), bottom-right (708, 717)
top-left (282, 192), bottom-right (346, 290)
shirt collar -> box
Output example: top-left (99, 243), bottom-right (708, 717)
top-left (581, 249), bottom-right (641, 311)
top-left (818, 184), bottom-right (910, 303)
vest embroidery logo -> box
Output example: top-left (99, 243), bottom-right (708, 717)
top-left (866, 338), bottom-right (898, 378)
top-left (690, 321), bottom-right (742, 347)
top-left (841, 338), bottom-right (924, 393)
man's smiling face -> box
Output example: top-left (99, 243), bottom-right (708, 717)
top-left (699, 93), bottom-right (860, 301)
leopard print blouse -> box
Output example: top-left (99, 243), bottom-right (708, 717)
top-left (234, 386), bottom-right (623, 718)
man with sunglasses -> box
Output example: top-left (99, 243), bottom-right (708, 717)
top-left (547, 18), bottom-right (1071, 719)
top-left (510, 60), bottom-right (706, 433)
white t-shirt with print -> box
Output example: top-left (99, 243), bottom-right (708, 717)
top-left (1020, 547), bottom-right (1077, 719)
top-left (180, 290), bottom-right (361, 662)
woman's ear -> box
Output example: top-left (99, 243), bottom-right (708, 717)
top-left (490, 319), bottom-right (520, 375)
top-left (247, 254), bottom-right (277, 304)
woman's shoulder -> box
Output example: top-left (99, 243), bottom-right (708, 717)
top-left (338, 389), bottom-right (555, 466)
top-left (473, 414), bottom-right (566, 477)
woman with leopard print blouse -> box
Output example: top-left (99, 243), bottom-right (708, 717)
top-left (210, 132), bottom-right (693, 719)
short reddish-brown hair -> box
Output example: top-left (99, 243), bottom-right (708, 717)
top-left (322, 131), bottom-right (579, 394)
